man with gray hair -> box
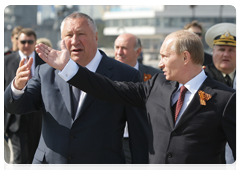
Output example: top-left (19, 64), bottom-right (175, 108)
top-left (4, 12), bottom-right (149, 164)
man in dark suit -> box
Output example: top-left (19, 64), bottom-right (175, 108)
top-left (35, 30), bottom-right (235, 164)
top-left (4, 12), bottom-right (149, 164)
top-left (204, 23), bottom-right (236, 164)
top-left (114, 33), bottom-right (162, 163)
top-left (4, 28), bottom-right (45, 163)
top-left (184, 20), bottom-right (213, 66)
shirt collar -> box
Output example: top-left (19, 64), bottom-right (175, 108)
top-left (18, 50), bottom-right (35, 60)
top-left (85, 49), bottom-right (102, 73)
top-left (177, 69), bottom-right (207, 94)
top-left (133, 61), bottom-right (139, 70)
top-left (221, 70), bottom-right (236, 81)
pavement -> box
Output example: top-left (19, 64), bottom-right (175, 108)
top-left (5, 57), bottom-right (160, 170)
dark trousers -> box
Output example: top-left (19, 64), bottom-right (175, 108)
top-left (123, 138), bottom-right (132, 164)
top-left (7, 113), bottom-right (41, 164)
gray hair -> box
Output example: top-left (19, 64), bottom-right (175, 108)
top-left (60, 12), bottom-right (98, 37)
top-left (134, 37), bottom-right (141, 51)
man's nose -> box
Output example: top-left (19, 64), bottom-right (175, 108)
top-left (158, 61), bottom-right (164, 69)
top-left (223, 50), bottom-right (231, 57)
top-left (71, 35), bottom-right (80, 44)
top-left (116, 47), bottom-right (123, 55)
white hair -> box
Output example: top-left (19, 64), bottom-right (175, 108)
top-left (60, 12), bottom-right (98, 38)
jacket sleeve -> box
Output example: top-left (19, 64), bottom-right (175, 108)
top-left (68, 65), bottom-right (149, 110)
top-left (222, 92), bottom-right (236, 160)
top-left (4, 66), bottom-right (42, 115)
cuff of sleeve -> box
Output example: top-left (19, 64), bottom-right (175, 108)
top-left (11, 78), bottom-right (26, 99)
top-left (58, 59), bottom-right (79, 81)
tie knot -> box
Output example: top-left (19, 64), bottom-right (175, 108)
top-left (180, 86), bottom-right (188, 94)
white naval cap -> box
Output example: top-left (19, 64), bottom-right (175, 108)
top-left (205, 23), bottom-right (236, 48)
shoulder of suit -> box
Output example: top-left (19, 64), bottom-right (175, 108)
top-left (4, 51), bottom-right (19, 62)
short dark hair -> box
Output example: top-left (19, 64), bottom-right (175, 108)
top-left (18, 28), bottom-right (37, 40)
top-left (183, 20), bottom-right (202, 31)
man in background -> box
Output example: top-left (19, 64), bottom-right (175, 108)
top-left (184, 20), bottom-right (213, 66)
top-left (4, 28), bottom-right (45, 163)
top-left (114, 33), bottom-right (162, 163)
top-left (4, 26), bottom-right (23, 56)
top-left (204, 22), bottom-right (236, 164)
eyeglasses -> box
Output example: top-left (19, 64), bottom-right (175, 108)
top-left (20, 40), bottom-right (34, 45)
top-left (194, 32), bottom-right (202, 37)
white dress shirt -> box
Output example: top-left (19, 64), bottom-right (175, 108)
top-left (18, 50), bottom-right (36, 76)
top-left (171, 70), bottom-right (207, 125)
top-left (59, 49), bottom-right (102, 120)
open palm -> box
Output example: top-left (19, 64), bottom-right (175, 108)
top-left (35, 40), bottom-right (70, 71)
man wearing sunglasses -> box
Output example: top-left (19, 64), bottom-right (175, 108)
top-left (4, 28), bottom-right (45, 163)
top-left (184, 20), bottom-right (213, 66)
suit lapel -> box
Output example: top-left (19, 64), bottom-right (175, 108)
top-left (165, 81), bottom-right (179, 129)
top-left (138, 64), bottom-right (146, 81)
top-left (77, 52), bottom-right (113, 116)
top-left (55, 69), bottom-right (72, 116)
top-left (174, 76), bottom-right (217, 129)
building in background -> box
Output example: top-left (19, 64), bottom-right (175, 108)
top-left (103, 5), bottom-right (236, 60)
top-left (4, 5), bottom-right (236, 65)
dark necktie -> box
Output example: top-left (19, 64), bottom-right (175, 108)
top-left (71, 86), bottom-right (80, 120)
top-left (175, 86), bottom-right (188, 123)
top-left (225, 74), bottom-right (232, 87)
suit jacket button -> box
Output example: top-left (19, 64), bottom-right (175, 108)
top-left (70, 135), bottom-right (74, 139)
top-left (167, 153), bottom-right (172, 158)
top-left (68, 156), bottom-right (72, 160)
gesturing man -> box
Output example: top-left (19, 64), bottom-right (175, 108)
top-left (4, 12), bottom-right (149, 164)
top-left (35, 29), bottom-right (235, 164)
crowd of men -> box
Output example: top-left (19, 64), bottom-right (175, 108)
top-left (4, 12), bottom-right (236, 164)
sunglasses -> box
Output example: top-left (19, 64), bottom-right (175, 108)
top-left (20, 40), bottom-right (34, 45)
top-left (194, 32), bottom-right (202, 37)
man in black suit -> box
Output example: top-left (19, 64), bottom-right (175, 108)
top-left (4, 12), bottom-right (149, 164)
top-left (4, 28), bottom-right (45, 163)
top-left (204, 23), bottom-right (236, 164)
top-left (184, 20), bottom-right (213, 66)
top-left (35, 30), bottom-right (235, 164)
top-left (114, 33), bottom-right (162, 163)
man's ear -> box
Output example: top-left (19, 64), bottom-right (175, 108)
top-left (182, 51), bottom-right (190, 64)
top-left (136, 47), bottom-right (142, 58)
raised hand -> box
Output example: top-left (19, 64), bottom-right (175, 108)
top-left (35, 40), bottom-right (71, 71)
top-left (14, 57), bottom-right (33, 90)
